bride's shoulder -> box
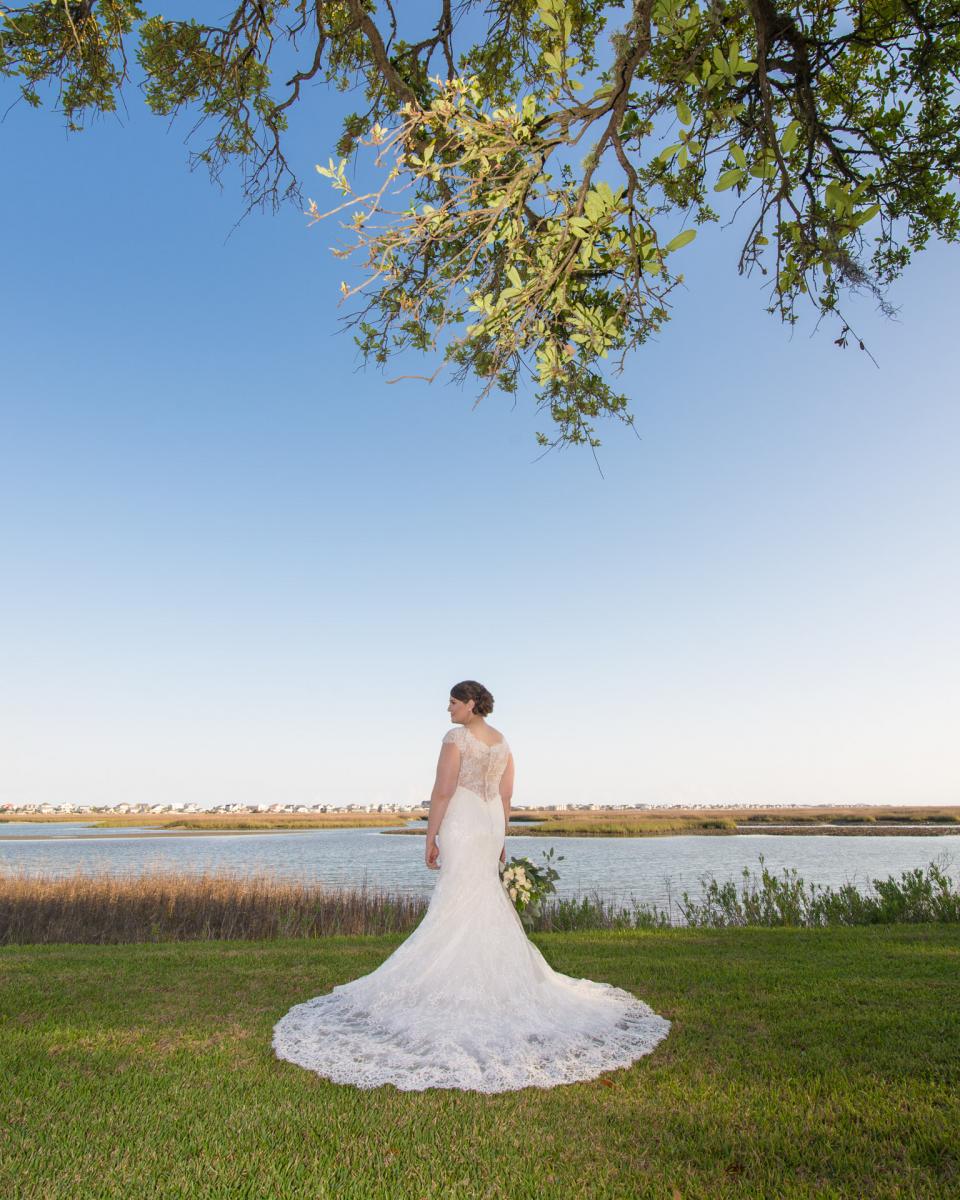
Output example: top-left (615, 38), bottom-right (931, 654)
top-left (441, 726), bottom-right (464, 745)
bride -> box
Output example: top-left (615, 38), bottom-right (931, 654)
top-left (272, 680), bottom-right (671, 1092)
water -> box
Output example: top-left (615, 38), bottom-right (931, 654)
top-left (1, 821), bottom-right (957, 913)
top-left (0, 822), bottom-right (162, 839)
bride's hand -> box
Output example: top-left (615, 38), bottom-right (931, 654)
top-left (425, 836), bottom-right (440, 870)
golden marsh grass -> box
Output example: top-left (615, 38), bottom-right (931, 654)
top-left (0, 868), bottom-right (428, 944)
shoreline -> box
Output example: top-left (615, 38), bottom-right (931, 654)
top-left (0, 827), bottom-right (322, 842)
top-left (3, 806), bottom-right (958, 841)
top-left (388, 825), bottom-right (960, 839)
top-left (2, 823), bottom-right (959, 842)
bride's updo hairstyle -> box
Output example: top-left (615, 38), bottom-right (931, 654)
top-left (451, 680), bottom-right (494, 717)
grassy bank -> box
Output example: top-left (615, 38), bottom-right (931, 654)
top-left (0, 812), bottom-right (413, 831)
top-left (729, 826), bottom-right (960, 837)
top-left (1, 926), bottom-right (957, 1199)
top-left (2, 860), bottom-right (958, 943)
top-left (430, 806), bottom-right (958, 838)
top-left (3, 805), bottom-right (958, 836)
top-left (507, 807), bottom-right (960, 837)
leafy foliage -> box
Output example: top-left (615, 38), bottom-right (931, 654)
top-left (680, 855), bottom-right (960, 927)
top-left (500, 846), bottom-right (564, 929)
top-left (3, 0), bottom-right (958, 448)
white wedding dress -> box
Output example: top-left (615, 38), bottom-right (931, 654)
top-left (272, 725), bottom-right (671, 1092)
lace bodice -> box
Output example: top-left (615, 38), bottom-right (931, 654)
top-left (442, 725), bottom-right (510, 803)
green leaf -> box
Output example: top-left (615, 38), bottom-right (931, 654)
top-left (658, 143), bottom-right (680, 163)
top-left (824, 181), bottom-right (843, 212)
top-left (850, 177), bottom-right (873, 202)
top-left (730, 144), bottom-right (746, 169)
top-left (780, 120), bottom-right (801, 153)
top-left (851, 203), bottom-right (881, 227)
top-left (714, 168), bottom-right (744, 191)
top-left (749, 159), bottom-right (778, 179)
top-left (664, 228), bottom-right (696, 253)
top-left (537, 3), bottom-right (560, 31)
top-left (619, 111), bottom-right (640, 136)
top-left (676, 99), bottom-right (692, 126)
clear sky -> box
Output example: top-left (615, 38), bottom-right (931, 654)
top-left (1, 29), bottom-right (957, 811)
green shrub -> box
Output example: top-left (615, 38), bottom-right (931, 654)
top-left (679, 856), bottom-right (960, 928)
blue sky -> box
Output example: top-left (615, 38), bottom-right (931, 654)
top-left (1, 25), bottom-right (957, 810)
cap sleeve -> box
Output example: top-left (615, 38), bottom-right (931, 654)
top-left (441, 728), bottom-right (462, 747)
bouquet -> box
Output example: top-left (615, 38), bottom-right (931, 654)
top-left (499, 847), bottom-right (564, 930)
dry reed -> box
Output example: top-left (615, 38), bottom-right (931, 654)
top-left (0, 868), bottom-right (428, 944)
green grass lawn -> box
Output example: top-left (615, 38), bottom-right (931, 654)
top-left (2, 927), bottom-right (957, 1199)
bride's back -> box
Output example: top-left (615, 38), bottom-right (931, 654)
top-left (442, 724), bottom-right (511, 804)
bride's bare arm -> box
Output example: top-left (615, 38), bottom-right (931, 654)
top-left (425, 742), bottom-right (460, 867)
top-left (498, 753), bottom-right (515, 862)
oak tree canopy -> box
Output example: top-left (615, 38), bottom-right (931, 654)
top-left (3, 1), bottom-right (958, 449)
